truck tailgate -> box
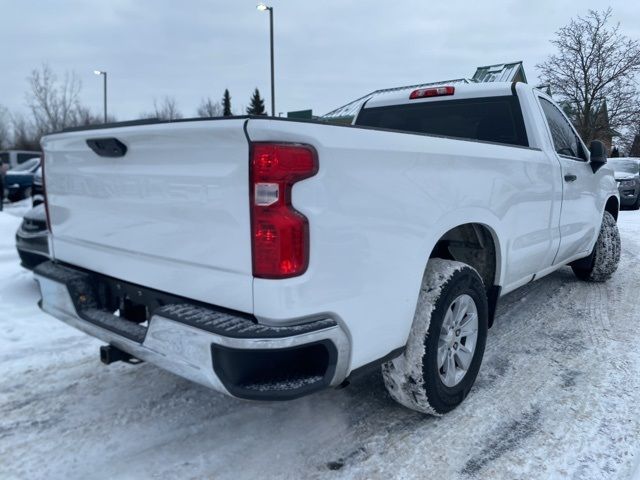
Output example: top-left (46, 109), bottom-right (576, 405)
top-left (41, 119), bottom-right (253, 313)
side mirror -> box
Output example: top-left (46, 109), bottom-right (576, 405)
top-left (589, 140), bottom-right (607, 173)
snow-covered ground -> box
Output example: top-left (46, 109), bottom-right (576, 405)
top-left (2, 202), bottom-right (640, 480)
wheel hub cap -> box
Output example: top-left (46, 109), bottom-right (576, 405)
top-left (437, 294), bottom-right (479, 387)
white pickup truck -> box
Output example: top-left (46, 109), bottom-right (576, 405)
top-left (35, 82), bottom-right (620, 414)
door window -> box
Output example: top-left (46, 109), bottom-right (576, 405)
top-left (539, 98), bottom-right (584, 160)
top-left (17, 153), bottom-right (39, 164)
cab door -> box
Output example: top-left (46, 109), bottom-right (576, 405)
top-left (536, 95), bottom-right (601, 265)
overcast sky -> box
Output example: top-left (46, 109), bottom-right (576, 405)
top-left (1, 0), bottom-right (639, 121)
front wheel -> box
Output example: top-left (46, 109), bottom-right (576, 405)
top-left (382, 259), bottom-right (488, 415)
top-left (571, 211), bottom-right (620, 282)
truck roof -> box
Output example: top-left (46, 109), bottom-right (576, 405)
top-left (362, 82), bottom-right (518, 111)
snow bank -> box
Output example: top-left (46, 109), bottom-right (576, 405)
top-left (0, 211), bottom-right (69, 363)
top-left (0, 212), bottom-right (25, 290)
top-left (2, 198), bottom-right (33, 219)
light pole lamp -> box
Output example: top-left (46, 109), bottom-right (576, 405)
top-left (257, 4), bottom-right (275, 116)
top-left (93, 70), bottom-right (108, 123)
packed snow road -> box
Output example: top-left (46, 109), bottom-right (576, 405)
top-left (2, 203), bottom-right (640, 480)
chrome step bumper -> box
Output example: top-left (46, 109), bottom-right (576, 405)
top-left (34, 261), bottom-right (350, 400)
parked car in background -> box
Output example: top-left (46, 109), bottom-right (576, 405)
top-left (5, 157), bottom-right (40, 202)
top-left (32, 167), bottom-right (44, 207)
top-left (0, 158), bottom-right (7, 211)
top-left (608, 157), bottom-right (640, 210)
top-left (0, 150), bottom-right (41, 169)
top-left (15, 204), bottom-right (50, 270)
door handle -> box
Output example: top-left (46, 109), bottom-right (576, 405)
top-left (564, 174), bottom-right (577, 183)
top-left (86, 138), bottom-right (127, 158)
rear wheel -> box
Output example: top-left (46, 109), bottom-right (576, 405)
top-left (382, 259), bottom-right (488, 415)
top-left (571, 211), bottom-right (620, 282)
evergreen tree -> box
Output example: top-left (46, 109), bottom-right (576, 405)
top-left (222, 89), bottom-right (232, 116)
top-left (246, 88), bottom-right (266, 115)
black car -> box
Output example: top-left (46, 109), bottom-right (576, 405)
top-left (31, 166), bottom-right (44, 206)
top-left (609, 157), bottom-right (640, 210)
top-left (5, 157), bottom-right (40, 202)
top-left (15, 204), bottom-right (50, 270)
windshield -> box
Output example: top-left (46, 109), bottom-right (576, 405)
top-left (608, 159), bottom-right (639, 175)
top-left (8, 157), bottom-right (40, 173)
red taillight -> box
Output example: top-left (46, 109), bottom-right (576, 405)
top-left (41, 154), bottom-right (52, 232)
top-left (409, 86), bottom-right (455, 100)
top-left (250, 143), bottom-right (318, 278)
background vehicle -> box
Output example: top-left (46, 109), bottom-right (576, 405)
top-left (15, 204), bottom-right (50, 269)
top-left (608, 157), bottom-right (640, 210)
top-left (5, 157), bottom-right (40, 202)
top-left (35, 82), bottom-right (620, 414)
top-left (0, 149), bottom-right (41, 169)
top-left (31, 166), bottom-right (44, 207)
top-left (0, 159), bottom-right (6, 211)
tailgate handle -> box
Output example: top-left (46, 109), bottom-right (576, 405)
top-left (86, 137), bottom-right (128, 158)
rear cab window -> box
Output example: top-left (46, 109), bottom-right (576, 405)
top-left (355, 96), bottom-right (529, 147)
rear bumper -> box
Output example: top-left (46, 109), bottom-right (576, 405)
top-left (34, 261), bottom-right (350, 400)
top-left (16, 229), bottom-right (49, 270)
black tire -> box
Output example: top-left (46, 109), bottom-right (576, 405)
top-left (382, 259), bottom-right (488, 415)
top-left (631, 195), bottom-right (640, 211)
top-left (571, 211), bottom-right (620, 282)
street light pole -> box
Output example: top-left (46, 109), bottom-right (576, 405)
top-left (94, 70), bottom-right (108, 123)
top-left (257, 4), bottom-right (275, 116)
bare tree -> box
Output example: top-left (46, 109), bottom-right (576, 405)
top-left (196, 97), bottom-right (222, 117)
top-left (142, 96), bottom-right (183, 121)
top-left (10, 114), bottom-right (40, 151)
top-left (27, 64), bottom-right (83, 135)
top-left (74, 105), bottom-right (111, 126)
top-left (0, 105), bottom-right (11, 149)
top-left (0, 65), bottom-right (108, 150)
top-left (537, 9), bottom-right (640, 145)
